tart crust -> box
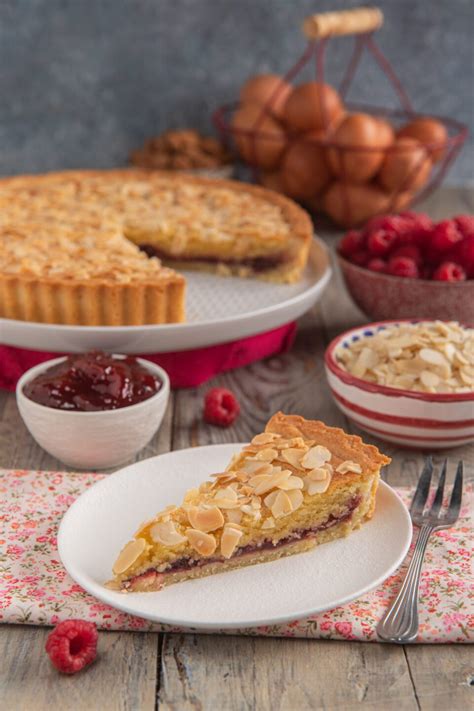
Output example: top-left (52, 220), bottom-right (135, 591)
top-left (110, 413), bottom-right (390, 592)
top-left (0, 169), bottom-right (313, 325)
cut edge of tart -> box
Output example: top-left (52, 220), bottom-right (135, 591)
top-left (108, 412), bottom-right (391, 592)
top-left (0, 170), bottom-right (313, 325)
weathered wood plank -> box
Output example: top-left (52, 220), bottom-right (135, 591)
top-left (158, 634), bottom-right (418, 711)
top-left (404, 644), bottom-right (473, 711)
top-left (0, 625), bottom-right (158, 711)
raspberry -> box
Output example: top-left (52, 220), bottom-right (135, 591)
top-left (390, 244), bottom-right (423, 264)
top-left (454, 235), bottom-right (474, 276)
top-left (367, 229), bottom-right (397, 256)
top-left (430, 220), bottom-right (463, 253)
top-left (364, 214), bottom-right (402, 237)
top-left (455, 215), bottom-right (474, 239)
top-left (432, 261), bottom-right (466, 282)
top-left (387, 256), bottom-right (419, 278)
top-left (338, 230), bottom-right (364, 257)
top-left (366, 258), bottom-right (387, 273)
top-left (350, 250), bottom-right (369, 266)
top-left (204, 387), bottom-right (240, 427)
top-left (45, 620), bottom-right (98, 674)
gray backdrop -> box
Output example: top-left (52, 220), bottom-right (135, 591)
top-left (0, 0), bottom-right (472, 181)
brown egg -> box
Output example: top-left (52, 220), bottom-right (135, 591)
top-left (374, 117), bottom-right (395, 146)
top-left (240, 74), bottom-right (292, 120)
top-left (279, 131), bottom-right (331, 200)
top-left (323, 182), bottom-right (390, 227)
top-left (231, 103), bottom-right (287, 169)
top-left (378, 137), bottom-right (432, 191)
top-left (391, 190), bottom-right (414, 211)
top-left (327, 113), bottom-right (391, 183)
top-left (259, 170), bottom-right (286, 193)
top-left (283, 82), bottom-right (344, 133)
top-left (397, 118), bottom-right (447, 162)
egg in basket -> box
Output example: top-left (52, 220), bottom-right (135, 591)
top-left (213, 7), bottom-right (467, 227)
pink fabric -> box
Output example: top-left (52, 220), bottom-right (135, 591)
top-left (0, 322), bottom-right (296, 390)
top-left (0, 468), bottom-right (472, 642)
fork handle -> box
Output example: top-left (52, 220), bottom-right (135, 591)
top-left (376, 524), bottom-right (434, 643)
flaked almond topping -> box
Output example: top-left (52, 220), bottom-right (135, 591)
top-left (213, 486), bottom-right (239, 508)
top-left (419, 347), bottom-right (448, 368)
top-left (287, 489), bottom-right (304, 511)
top-left (187, 506), bottom-right (225, 533)
top-left (220, 524), bottom-right (243, 558)
top-left (241, 460), bottom-right (273, 475)
top-left (185, 529), bottom-right (217, 557)
top-left (336, 460), bottom-right (362, 474)
top-left (225, 453), bottom-right (240, 471)
top-left (280, 448), bottom-right (305, 468)
top-left (301, 445), bottom-right (332, 470)
top-left (254, 448), bottom-right (278, 461)
top-left (150, 520), bottom-right (187, 547)
top-left (263, 490), bottom-right (279, 509)
top-left (252, 432), bottom-right (277, 445)
top-left (235, 471), bottom-right (250, 482)
top-left (278, 475), bottom-right (304, 490)
top-left (261, 516), bottom-right (276, 529)
top-left (276, 436), bottom-right (307, 450)
top-left (239, 485), bottom-right (254, 496)
top-left (226, 509), bottom-right (243, 525)
top-left (113, 538), bottom-right (146, 575)
top-left (251, 496), bottom-right (262, 509)
top-left (306, 467), bottom-right (329, 481)
top-left (134, 517), bottom-right (155, 537)
top-left (305, 475), bottom-right (331, 495)
top-left (271, 490), bottom-right (293, 518)
top-left (240, 504), bottom-right (255, 515)
top-left (251, 468), bottom-right (291, 495)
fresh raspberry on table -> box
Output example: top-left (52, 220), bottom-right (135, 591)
top-left (349, 250), bottom-right (369, 266)
top-left (338, 230), bottom-right (364, 257)
top-left (45, 620), bottom-right (98, 674)
top-left (432, 261), bottom-right (467, 282)
top-left (454, 235), bottom-right (474, 276)
top-left (387, 256), bottom-right (419, 278)
top-left (429, 219), bottom-right (463, 253)
top-left (366, 258), bottom-right (387, 273)
top-left (204, 387), bottom-right (240, 427)
top-left (367, 229), bottom-right (397, 256)
top-left (364, 214), bottom-right (402, 237)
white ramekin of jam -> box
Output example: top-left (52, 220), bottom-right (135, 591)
top-left (16, 351), bottom-right (170, 469)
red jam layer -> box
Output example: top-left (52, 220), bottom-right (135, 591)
top-left (23, 351), bottom-right (162, 412)
top-left (139, 244), bottom-right (285, 272)
top-left (125, 495), bottom-right (362, 589)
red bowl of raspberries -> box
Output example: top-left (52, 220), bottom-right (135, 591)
top-left (337, 212), bottom-right (474, 325)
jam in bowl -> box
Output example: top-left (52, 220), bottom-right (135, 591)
top-left (23, 351), bottom-right (163, 412)
top-left (16, 353), bottom-right (170, 469)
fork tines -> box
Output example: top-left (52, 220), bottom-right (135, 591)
top-left (410, 458), bottom-right (463, 525)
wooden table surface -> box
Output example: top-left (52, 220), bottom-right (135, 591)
top-left (1, 187), bottom-right (473, 711)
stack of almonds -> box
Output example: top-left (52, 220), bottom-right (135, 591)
top-left (336, 321), bottom-right (474, 394)
top-left (113, 432), bottom-right (362, 573)
top-left (231, 73), bottom-right (448, 226)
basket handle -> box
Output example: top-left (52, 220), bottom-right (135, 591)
top-left (303, 6), bottom-right (383, 39)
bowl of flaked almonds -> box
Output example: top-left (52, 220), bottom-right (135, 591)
top-left (325, 320), bottom-right (474, 449)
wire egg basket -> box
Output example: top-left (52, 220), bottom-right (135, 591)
top-left (213, 7), bottom-right (467, 228)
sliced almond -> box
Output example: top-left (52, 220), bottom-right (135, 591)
top-left (270, 490), bottom-right (293, 518)
top-left (134, 517), bottom-right (156, 537)
top-left (280, 448), bottom-right (305, 468)
top-left (241, 460), bottom-right (273, 475)
top-left (213, 486), bottom-right (239, 508)
top-left (306, 467), bottom-right (329, 481)
top-left (277, 475), bottom-right (304, 490)
top-left (261, 517), bottom-right (276, 530)
top-left (420, 370), bottom-right (440, 389)
top-left (226, 509), bottom-right (243, 525)
top-left (336, 460), bottom-right (362, 475)
top-left (220, 525), bottom-right (243, 558)
top-left (301, 445), bottom-right (332, 470)
top-left (306, 477), bottom-right (331, 495)
top-left (150, 520), bottom-right (187, 547)
top-left (187, 506), bottom-right (225, 533)
top-left (185, 529), bottom-right (217, 557)
top-left (287, 489), bottom-right (304, 511)
top-left (254, 448), bottom-right (278, 462)
top-left (113, 538), bottom-right (146, 575)
top-left (263, 490), bottom-right (279, 509)
top-left (252, 432), bottom-right (277, 445)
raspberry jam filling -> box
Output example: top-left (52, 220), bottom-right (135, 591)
top-left (24, 351), bottom-right (162, 411)
top-left (126, 495), bottom-right (362, 586)
top-left (139, 244), bottom-right (285, 272)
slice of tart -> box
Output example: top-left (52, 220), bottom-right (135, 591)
top-left (110, 413), bottom-right (390, 592)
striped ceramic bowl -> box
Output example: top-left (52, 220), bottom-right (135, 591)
top-left (325, 321), bottom-right (474, 449)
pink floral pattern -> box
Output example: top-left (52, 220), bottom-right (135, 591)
top-left (0, 469), bottom-right (472, 642)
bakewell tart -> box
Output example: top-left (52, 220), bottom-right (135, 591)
top-left (109, 413), bottom-right (390, 592)
top-left (0, 170), bottom-right (313, 325)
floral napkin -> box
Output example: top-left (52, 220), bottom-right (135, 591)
top-left (0, 468), bottom-right (472, 643)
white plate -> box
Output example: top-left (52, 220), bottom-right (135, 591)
top-left (58, 444), bottom-right (412, 630)
top-left (0, 239), bottom-right (331, 353)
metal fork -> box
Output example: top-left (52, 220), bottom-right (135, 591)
top-left (376, 457), bottom-right (463, 644)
